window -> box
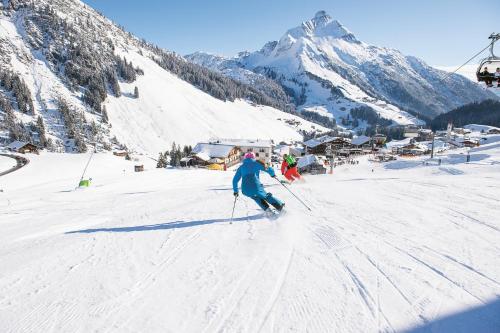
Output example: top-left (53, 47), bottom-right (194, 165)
top-left (265, 153), bottom-right (269, 157)
top-left (259, 148), bottom-right (265, 153)
top-left (255, 153), bottom-right (260, 157)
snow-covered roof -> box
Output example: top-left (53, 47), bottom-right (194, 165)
top-left (385, 138), bottom-right (412, 148)
top-left (210, 138), bottom-right (272, 148)
top-left (297, 154), bottom-right (321, 168)
top-left (195, 152), bottom-right (211, 162)
top-left (304, 135), bottom-right (336, 148)
top-left (7, 141), bottom-right (29, 150)
top-left (418, 129), bottom-right (432, 134)
top-left (192, 143), bottom-right (236, 159)
top-left (402, 143), bottom-right (428, 151)
top-left (351, 135), bottom-right (370, 146)
top-left (304, 135), bottom-right (351, 148)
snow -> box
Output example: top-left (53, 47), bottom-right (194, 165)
top-left (191, 143), bottom-right (235, 159)
top-left (1, 131), bottom-right (500, 332)
top-left (351, 135), bottom-right (370, 146)
top-left (104, 48), bottom-right (326, 154)
top-left (211, 138), bottom-right (273, 148)
top-left (6, 140), bottom-right (27, 150)
top-left (0, 155), bottom-right (16, 172)
top-left (296, 154), bottom-right (319, 168)
top-left (464, 124), bottom-right (500, 133)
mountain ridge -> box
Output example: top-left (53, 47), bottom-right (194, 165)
top-left (0, 0), bottom-right (326, 154)
top-left (186, 10), bottom-right (495, 129)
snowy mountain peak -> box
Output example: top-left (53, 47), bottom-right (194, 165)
top-left (311, 10), bottom-right (333, 27)
top-left (286, 10), bottom-right (356, 41)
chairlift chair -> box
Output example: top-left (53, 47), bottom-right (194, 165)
top-left (476, 33), bottom-right (500, 83)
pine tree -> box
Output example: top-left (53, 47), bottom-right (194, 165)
top-left (169, 142), bottom-right (179, 167)
top-left (134, 86), bottom-right (139, 99)
top-left (36, 115), bottom-right (47, 147)
top-left (101, 105), bottom-right (109, 124)
top-left (156, 152), bottom-right (167, 168)
top-left (108, 69), bottom-right (121, 97)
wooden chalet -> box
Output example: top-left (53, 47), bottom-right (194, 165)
top-left (392, 142), bottom-right (429, 156)
top-left (462, 139), bottom-right (480, 148)
top-left (416, 129), bottom-right (434, 142)
top-left (7, 141), bottom-right (39, 154)
top-left (190, 143), bottom-right (241, 169)
top-left (304, 135), bottom-right (352, 155)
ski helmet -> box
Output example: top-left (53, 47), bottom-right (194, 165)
top-left (244, 152), bottom-right (255, 159)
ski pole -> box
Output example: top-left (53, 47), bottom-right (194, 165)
top-left (230, 196), bottom-right (238, 224)
top-left (275, 177), bottom-right (312, 211)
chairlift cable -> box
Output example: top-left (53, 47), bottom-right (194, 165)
top-left (441, 41), bottom-right (494, 81)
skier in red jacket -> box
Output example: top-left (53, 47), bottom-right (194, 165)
top-left (281, 154), bottom-right (301, 183)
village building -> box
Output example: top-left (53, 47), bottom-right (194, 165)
top-left (392, 141), bottom-right (429, 156)
top-left (350, 135), bottom-right (371, 154)
top-left (403, 124), bottom-right (420, 138)
top-left (113, 151), bottom-right (128, 157)
top-left (462, 138), bottom-right (480, 148)
top-left (297, 154), bottom-right (327, 175)
top-left (274, 144), bottom-right (305, 158)
top-left (416, 129), bottom-right (434, 142)
top-left (453, 128), bottom-right (471, 135)
top-left (304, 135), bottom-right (352, 155)
top-left (7, 141), bottom-right (39, 154)
top-left (209, 139), bottom-right (273, 164)
top-left (190, 143), bottom-right (241, 169)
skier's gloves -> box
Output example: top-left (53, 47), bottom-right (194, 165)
top-left (234, 192), bottom-right (239, 197)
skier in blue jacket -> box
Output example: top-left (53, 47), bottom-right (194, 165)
top-left (233, 152), bottom-right (285, 212)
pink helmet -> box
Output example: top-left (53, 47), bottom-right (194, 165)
top-left (244, 152), bottom-right (255, 159)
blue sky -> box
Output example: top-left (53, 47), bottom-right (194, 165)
top-left (82, 0), bottom-right (498, 66)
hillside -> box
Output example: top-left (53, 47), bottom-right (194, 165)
top-left (187, 11), bottom-right (496, 128)
top-left (0, 0), bottom-right (325, 154)
top-left (431, 99), bottom-right (500, 130)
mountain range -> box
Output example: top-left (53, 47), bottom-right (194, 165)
top-left (0, 2), bottom-right (495, 155)
top-left (187, 11), bottom-right (495, 127)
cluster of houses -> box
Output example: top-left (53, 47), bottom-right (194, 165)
top-left (185, 135), bottom-right (378, 173)
top-left (184, 124), bottom-right (499, 172)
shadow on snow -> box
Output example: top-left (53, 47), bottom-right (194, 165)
top-left (403, 298), bottom-right (500, 333)
top-left (65, 213), bottom-right (264, 234)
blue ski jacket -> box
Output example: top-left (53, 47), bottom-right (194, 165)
top-left (232, 159), bottom-right (275, 197)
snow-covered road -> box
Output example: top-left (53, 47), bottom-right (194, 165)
top-left (0, 145), bottom-right (499, 332)
top-left (0, 155), bottom-right (17, 175)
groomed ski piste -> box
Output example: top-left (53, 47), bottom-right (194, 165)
top-left (1, 132), bottom-right (500, 332)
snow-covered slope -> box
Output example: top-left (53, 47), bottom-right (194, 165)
top-left (1, 133), bottom-right (500, 332)
top-left (0, 0), bottom-right (324, 155)
top-left (102, 50), bottom-right (324, 153)
top-left (187, 11), bottom-right (496, 126)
